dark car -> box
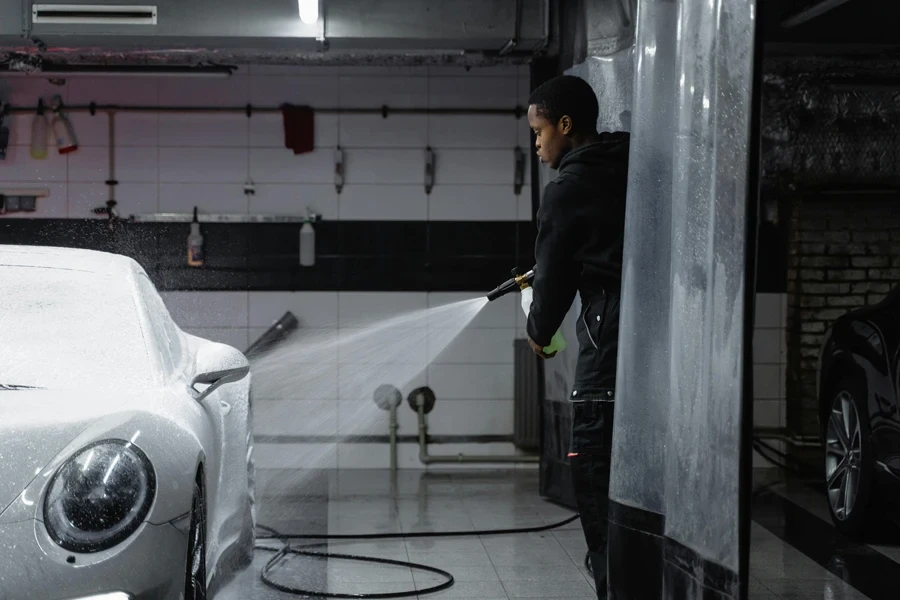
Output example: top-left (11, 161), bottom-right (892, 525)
top-left (817, 285), bottom-right (900, 537)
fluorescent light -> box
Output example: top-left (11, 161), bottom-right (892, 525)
top-left (298, 0), bottom-right (318, 23)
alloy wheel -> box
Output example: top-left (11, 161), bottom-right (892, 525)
top-left (825, 390), bottom-right (863, 521)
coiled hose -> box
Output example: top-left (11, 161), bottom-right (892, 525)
top-left (255, 514), bottom-right (581, 598)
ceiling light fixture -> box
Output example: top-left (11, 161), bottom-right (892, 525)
top-left (298, 0), bottom-right (319, 24)
top-left (0, 65), bottom-right (234, 78)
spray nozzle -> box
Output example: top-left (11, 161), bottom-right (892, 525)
top-left (486, 267), bottom-right (535, 302)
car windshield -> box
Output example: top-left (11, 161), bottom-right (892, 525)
top-left (0, 265), bottom-right (154, 390)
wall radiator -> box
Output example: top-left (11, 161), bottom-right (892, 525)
top-left (513, 338), bottom-right (543, 451)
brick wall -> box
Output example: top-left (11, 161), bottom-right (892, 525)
top-left (786, 197), bottom-right (900, 437)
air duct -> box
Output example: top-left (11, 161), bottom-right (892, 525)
top-left (0, 0), bottom-right (554, 66)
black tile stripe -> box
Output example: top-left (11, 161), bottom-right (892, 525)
top-left (665, 537), bottom-right (740, 599)
top-left (608, 500), bottom-right (740, 600)
top-left (0, 219), bottom-right (535, 292)
top-left (751, 490), bottom-right (900, 600)
top-left (2, 218), bottom-right (775, 293)
top-left (609, 498), bottom-right (665, 535)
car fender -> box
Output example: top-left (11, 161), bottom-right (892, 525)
top-left (1, 399), bottom-right (212, 526)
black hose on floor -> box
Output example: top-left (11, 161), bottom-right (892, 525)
top-left (252, 436), bottom-right (821, 597)
top-left (254, 514), bottom-right (581, 598)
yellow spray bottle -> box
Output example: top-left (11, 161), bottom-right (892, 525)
top-left (486, 268), bottom-right (567, 355)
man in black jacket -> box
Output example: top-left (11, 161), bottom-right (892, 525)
top-left (524, 75), bottom-right (629, 599)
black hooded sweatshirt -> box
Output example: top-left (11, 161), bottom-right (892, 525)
top-left (526, 132), bottom-right (630, 347)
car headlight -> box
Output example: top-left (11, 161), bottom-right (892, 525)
top-left (44, 440), bottom-right (156, 553)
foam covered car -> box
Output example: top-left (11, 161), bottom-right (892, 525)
top-left (0, 245), bottom-right (256, 600)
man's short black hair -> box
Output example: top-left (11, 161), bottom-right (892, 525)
top-left (528, 75), bottom-right (599, 134)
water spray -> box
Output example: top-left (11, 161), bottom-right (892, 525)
top-left (247, 293), bottom-right (580, 598)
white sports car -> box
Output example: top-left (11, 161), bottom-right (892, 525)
top-left (0, 245), bottom-right (256, 600)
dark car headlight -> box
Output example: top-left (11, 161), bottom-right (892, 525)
top-left (44, 440), bottom-right (156, 553)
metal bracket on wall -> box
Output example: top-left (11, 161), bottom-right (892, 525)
top-left (334, 147), bottom-right (345, 194)
top-left (316, 0), bottom-right (329, 52)
top-left (425, 147), bottom-right (435, 195)
top-left (0, 102), bottom-right (8, 161)
top-left (514, 147), bottom-right (526, 195)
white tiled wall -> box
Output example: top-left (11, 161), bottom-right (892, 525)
top-left (0, 64), bottom-right (532, 221)
top-left (0, 65), bottom-right (531, 470)
top-left (161, 290), bottom-right (521, 470)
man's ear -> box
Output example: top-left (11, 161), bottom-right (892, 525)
top-left (558, 115), bottom-right (573, 136)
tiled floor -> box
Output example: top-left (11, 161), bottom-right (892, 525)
top-left (217, 468), bottom-right (896, 599)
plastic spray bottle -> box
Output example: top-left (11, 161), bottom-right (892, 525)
top-left (187, 207), bottom-right (204, 267)
top-left (30, 99), bottom-right (48, 160)
top-left (50, 95), bottom-right (78, 155)
top-left (520, 285), bottom-right (568, 355)
top-left (299, 210), bottom-right (316, 267)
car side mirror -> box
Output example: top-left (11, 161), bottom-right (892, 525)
top-left (188, 343), bottom-right (250, 402)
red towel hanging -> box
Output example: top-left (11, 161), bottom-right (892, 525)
top-left (281, 104), bottom-right (315, 155)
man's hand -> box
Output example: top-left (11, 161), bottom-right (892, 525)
top-left (528, 336), bottom-right (557, 359)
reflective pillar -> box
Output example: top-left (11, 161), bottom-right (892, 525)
top-left (608, 0), bottom-right (759, 597)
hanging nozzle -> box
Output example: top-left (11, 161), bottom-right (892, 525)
top-left (486, 267), bottom-right (535, 301)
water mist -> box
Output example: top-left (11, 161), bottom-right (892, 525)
top-left (248, 297), bottom-right (489, 480)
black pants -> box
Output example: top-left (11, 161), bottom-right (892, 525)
top-left (570, 290), bottom-right (619, 599)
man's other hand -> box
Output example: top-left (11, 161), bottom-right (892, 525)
top-left (528, 337), bottom-right (557, 359)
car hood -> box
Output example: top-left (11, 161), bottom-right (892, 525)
top-left (0, 389), bottom-right (148, 517)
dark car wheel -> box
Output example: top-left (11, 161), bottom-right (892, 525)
top-left (184, 481), bottom-right (208, 600)
top-left (824, 377), bottom-right (880, 538)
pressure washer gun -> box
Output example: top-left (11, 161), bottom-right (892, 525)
top-left (486, 267), bottom-right (568, 355)
top-left (486, 267), bottom-right (534, 301)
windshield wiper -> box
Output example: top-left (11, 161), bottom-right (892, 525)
top-left (0, 384), bottom-right (40, 390)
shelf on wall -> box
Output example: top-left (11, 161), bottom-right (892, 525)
top-left (0, 188), bottom-right (50, 197)
top-left (128, 213), bottom-right (312, 224)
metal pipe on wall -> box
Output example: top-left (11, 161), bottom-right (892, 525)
top-left (414, 402), bottom-right (539, 465)
top-left (389, 405), bottom-right (399, 473)
top-left (4, 103), bottom-right (526, 117)
top-left (106, 110), bottom-right (116, 208)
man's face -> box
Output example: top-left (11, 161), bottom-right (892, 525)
top-left (527, 104), bottom-right (572, 169)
